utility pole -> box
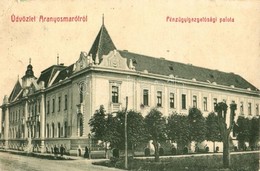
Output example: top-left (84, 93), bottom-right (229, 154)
top-left (125, 96), bottom-right (128, 169)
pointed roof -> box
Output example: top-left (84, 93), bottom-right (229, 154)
top-left (88, 24), bottom-right (116, 63)
top-left (9, 80), bottom-right (23, 102)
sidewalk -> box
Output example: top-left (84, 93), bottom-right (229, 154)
top-left (0, 148), bottom-right (81, 160)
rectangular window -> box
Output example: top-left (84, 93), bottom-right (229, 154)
top-left (47, 101), bottom-right (50, 114)
top-left (157, 91), bottom-right (162, 107)
top-left (64, 95), bottom-right (68, 110)
top-left (193, 95), bottom-right (197, 108)
top-left (203, 97), bottom-right (207, 111)
top-left (248, 102), bottom-right (252, 115)
top-left (143, 89), bottom-right (149, 106)
top-left (240, 102), bottom-right (244, 115)
top-left (256, 104), bottom-right (259, 115)
top-left (112, 86), bottom-right (119, 103)
top-left (58, 96), bottom-right (61, 112)
top-left (170, 93), bottom-right (174, 108)
top-left (182, 94), bottom-right (186, 109)
top-left (34, 104), bottom-right (37, 115)
top-left (213, 98), bottom-right (217, 111)
top-left (52, 98), bottom-right (55, 113)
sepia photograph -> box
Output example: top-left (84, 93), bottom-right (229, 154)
top-left (0, 0), bottom-right (259, 170)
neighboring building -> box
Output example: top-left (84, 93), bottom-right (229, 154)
top-left (0, 21), bottom-right (259, 155)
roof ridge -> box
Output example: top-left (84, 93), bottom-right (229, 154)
top-left (96, 25), bottom-right (104, 58)
top-left (118, 50), bottom-right (235, 76)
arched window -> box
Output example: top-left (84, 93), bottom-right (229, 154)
top-left (58, 122), bottom-right (61, 138)
top-left (37, 121), bottom-right (40, 138)
top-left (46, 124), bottom-right (49, 138)
top-left (52, 123), bottom-right (55, 138)
top-left (64, 121), bottom-right (68, 138)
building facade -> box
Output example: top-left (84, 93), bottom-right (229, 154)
top-left (1, 22), bottom-right (259, 155)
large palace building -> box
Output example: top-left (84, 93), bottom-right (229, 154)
top-left (0, 21), bottom-right (259, 155)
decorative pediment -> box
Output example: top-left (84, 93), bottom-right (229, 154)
top-left (99, 50), bottom-right (134, 70)
top-left (75, 51), bottom-right (94, 72)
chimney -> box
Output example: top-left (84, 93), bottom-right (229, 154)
top-left (57, 53), bottom-right (59, 65)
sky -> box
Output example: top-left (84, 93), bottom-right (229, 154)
top-left (0, 0), bottom-right (259, 101)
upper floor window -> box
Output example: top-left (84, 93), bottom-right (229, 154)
top-left (80, 85), bottom-right (83, 103)
top-left (203, 97), bottom-right (207, 111)
top-left (170, 93), bottom-right (174, 108)
top-left (18, 110), bottom-right (20, 121)
top-left (58, 96), bottom-right (61, 112)
top-left (34, 104), bottom-right (37, 115)
top-left (256, 104), bottom-right (259, 115)
top-left (112, 86), bottom-right (119, 103)
top-left (240, 102), bottom-right (244, 114)
top-left (38, 101), bottom-right (40, 113)
top-left (182, 94), bottom-right (186, 109)
top-left (248, 102), bottom-right (252, 115)
top-left (47, 100), bottom-right (50, 114)
top-left (143, 89), bottom-right (149, 106)
top-left (213, 98), bottom-right (217, 111)
top-left (52, 98), bottom-right (55, 113)
top-left (64, 95), bottom-right (68, 110)
top-left (193, 95), bottom-right (197, 108)
top-left (157, 91), bottom-right (162, 107)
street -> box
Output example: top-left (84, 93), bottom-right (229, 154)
top-left (0, 152), bottom-right (121, 171)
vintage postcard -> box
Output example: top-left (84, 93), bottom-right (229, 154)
top-left (0, 0), bottom-right (259, 171)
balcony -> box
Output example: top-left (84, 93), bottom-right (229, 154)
top-left (110, 103), bottom-right (122, 112)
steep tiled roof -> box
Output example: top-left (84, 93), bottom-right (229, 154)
top-left (52, 64), bottom-right (74, 85)
top-left (88, 24), bottom-right (116, 63)
top-left (119, 50), bottom-right (258, 91)
top-left (9, 80), bottom-right (23, 102)
top-left (37, 65), bottom-right (66, 87)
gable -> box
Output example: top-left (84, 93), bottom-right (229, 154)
top-left (99, 50), bottom-right (131, 70)
top-left (9, 80), bottom-right (23, 102)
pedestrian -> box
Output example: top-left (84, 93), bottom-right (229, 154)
top-left (54, 145), bottom-right (58, 157)
top-left (84, 146), bottom-right (89, 158)
top-left (60, 144), bottom-right (65, 156)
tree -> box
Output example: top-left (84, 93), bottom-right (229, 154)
top-left (236, 116), bottom-right (250, 150)
top-left (144, 108), bottom-right (166, 162)
top-left (89, 107), bottom-right (147, 158)
top-left (115, 110), bottom-right (147, 154)
top-left (103, 113), bottom-right (122, 147)
top-left (89, 105), bottom-right (106, 141)
top-left (89, 105), bottom-right (121, 157)
top-left (249, 116), bottom-right (260, 149)
top-left (206, 112), bottom-right (222, 151)
top-left (215, 102), bottom-right (237, 169)
top-left (188, 107), bottom-right (207, 143)
top-left (167, 113), bottom-right (190, 151)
